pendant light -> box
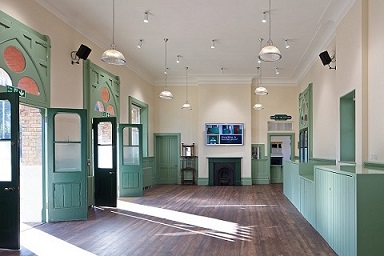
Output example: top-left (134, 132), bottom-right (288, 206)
top-left (181, 66), bottom-right (192, 110)
top-left (159, 38), bottom-right (173, 99)
top-left (253, 67), bottom-right (264, 110)
top-left (255, 39), bottom-right (268, 96)
top-left (253, 102), bottom-right (264, 110)
top-left (259, 0), bottom-right (282, 62)
top-left (101, 0), bottom-right (126, 65)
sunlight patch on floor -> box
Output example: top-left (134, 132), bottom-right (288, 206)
top-left (117, 201), bottom-right (238, 234)
top-left (21, 223), bottom-right (95, 256)
top-left (114, 201), bottom-right (254, 242)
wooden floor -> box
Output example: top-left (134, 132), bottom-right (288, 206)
top-left (2, 184), bottom-right (336, 256)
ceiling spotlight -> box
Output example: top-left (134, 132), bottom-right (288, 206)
top-left (262, 11), bottom-right (267, 23)
top-left (137, 39), bottom-right (143, 49)
top-left (275, 67), bottom-right (279, 75)
top-left (144, 11), bottom-right (149, 23)
top-left (176, 55), bottom-right (181, 63)
top-left (285, 39), bottom-right (290, 49)
top-left (211, 39), bottom-right (216, 49)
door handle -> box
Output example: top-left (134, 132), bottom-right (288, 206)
top-left (4, 187), bottom-right (16, 192)
top-left (109, 171), bottom-right (114, 175)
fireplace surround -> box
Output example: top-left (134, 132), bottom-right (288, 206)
top-left (208, 158), bottom-right (241, 186)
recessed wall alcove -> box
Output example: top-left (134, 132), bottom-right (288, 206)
top-left (208, 158), bottom-right (241, 186)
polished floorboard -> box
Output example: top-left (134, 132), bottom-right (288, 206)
top-left (1, 184), bottom-right (336, 256)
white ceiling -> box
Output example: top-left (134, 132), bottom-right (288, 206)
top-left (34, 0), bottom-right (356, 85)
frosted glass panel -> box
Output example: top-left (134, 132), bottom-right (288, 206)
top-left (0, 141), bottom-right (11, 181)
top-left (55, 113), bottom-right (81, 141)
top-left (98, 122), bottom-right (112, 144)
top-left (123, 146), bottom-right (139, 165)
top-left (55, 143), bottom-right (81, 172)
top-left (98, 145), bottom-right (112, 168)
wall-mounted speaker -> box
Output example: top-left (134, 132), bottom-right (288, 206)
top-left (75, 44), bottom-right (92, 60)
top-left (319, 51), bottom-right (332, 66)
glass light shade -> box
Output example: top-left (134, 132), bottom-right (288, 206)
top-left (259, 40), bottom-right (282, 62)
top-left (181, 101), bottom-right (192, 110)
top-left (253, 103), bottom-right (264, 110)
top-left (101, 44), bottom-right (126, 65)
top-left (254, 86), bottom-right (268, 95)
top-left (159, 89), bottom-right (173, 99)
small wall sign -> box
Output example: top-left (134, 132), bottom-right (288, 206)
top-left (270, 114), bottom-right (292, 121)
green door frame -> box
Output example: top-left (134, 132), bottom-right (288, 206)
top-left (267, 132), bottom-right (295, 179)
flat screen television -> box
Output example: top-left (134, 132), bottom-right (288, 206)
top-left (205, 123), bottom-right (244, 145)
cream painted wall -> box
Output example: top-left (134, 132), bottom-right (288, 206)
top-left (368, 0), bottom-right (384, 163)
top-left (154, 85), bottom-right (198, 146)
top-left (297, 0), bottom-right (367, 163)
top-left (197, 84), bottom-right (251, 180)
top-left (0, 0), bottom-right (156, 155)
top-left (298, 40), bottom-right (337, 160)
top-left (336, 0), bottom-right (366, 164)
top-left (251, 85), bottom-right (298, 157)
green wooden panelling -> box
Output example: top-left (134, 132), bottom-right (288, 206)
top-left (143, 157), bottom-right (155, 188)
top-left (241, 178), bottom-right (252, 185)
top-left (286, 164), bottom-right (384, 256)
top-left (299, 177), bottom-right (316, 228)
top-left (197, 178), bottom-right (209, 185)
top-left (252, 159), bottom-right (270, 184)
top-left (270, 165), bottom-right (283, 183)
top-left (0, 10), bottom-right (50, 108)
top-left (363, 161), bottom-right (384, 170)
top-left (340, 90), bottom-right (355, 162)
top-left (251, 144), bottom-right (270, 184)
top-left (298, 84), bottom-right (313, 161)
top-left (83, 60), bottom-right (120, 118)
top-left (356, 175), bottom-right (384, 256)
top-left (283, 160), bottom-right (300, 209)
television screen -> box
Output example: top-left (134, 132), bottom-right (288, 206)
top-left (205, 123), bottom-right (244, 145)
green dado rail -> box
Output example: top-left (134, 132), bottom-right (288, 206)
top-left (283, 161), bottom-right (384, 256)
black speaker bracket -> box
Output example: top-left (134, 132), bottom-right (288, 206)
top-left (71, 51), bottom-right (80, 65)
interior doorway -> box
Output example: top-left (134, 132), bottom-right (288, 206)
top-left (268, 134), bottom-right (294, 183)
top-left (19, 105), bottom-right (44, 226)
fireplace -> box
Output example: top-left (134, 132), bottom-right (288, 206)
top-left (208, 158), bottom-right (241, 186)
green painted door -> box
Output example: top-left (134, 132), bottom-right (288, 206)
top-left (119, 124), bottom-right (143, 197)
top-left (156, 135), bottom-right (179, 184)
top-left (47, 108), bottom-right (88, 222)
top-left (0, 92), bottom-right (20, 249)
top-left (93, 117), bottom-right (117, 207)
